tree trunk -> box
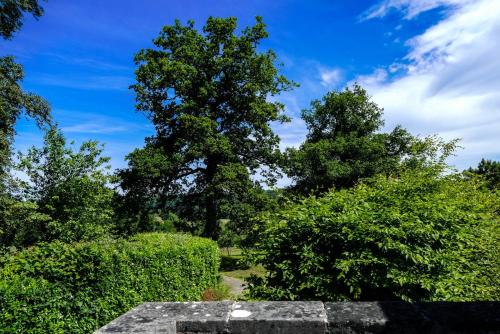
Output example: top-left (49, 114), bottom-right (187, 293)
top-left (203, 156), bottom-right (219, 240)
top-left (204, 192), bottom-right (218, 240)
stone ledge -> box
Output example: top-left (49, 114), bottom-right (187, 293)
top-left (95, 301), bottom-right (500, 334)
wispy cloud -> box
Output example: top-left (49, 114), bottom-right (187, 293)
top-left (43, 52), bottom-right (133, 72)
top-left (360, 0), bottom-right (469, 21)
top-left (14, 109), bottom-right (154, 173)
top-left (61, 123), bottom-right (131, 134)
top-left (30, 74), bottom-right (132, 91)
top-left (55, 109), bottom-right (152, 135)
top-left (356, 0), bottom-right (500, 169)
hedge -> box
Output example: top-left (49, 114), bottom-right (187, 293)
top-left (0, 232), bottom-right (220, 333)
top-left (247, 170), bottom-right (500, 302)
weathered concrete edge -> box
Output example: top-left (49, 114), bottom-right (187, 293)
top-left (95, 301), bottom-right (328, 334)
top-left (95, 303), bottom-right (177, 334)
top-left (95, 301), bottom-right (500, 334)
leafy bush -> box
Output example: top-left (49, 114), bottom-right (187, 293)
top-left (0, 197), bottom-right (51, 249)
top-left (247, 169), bottom-right (500, 302)
top-left (0, 233), bottom-right (220, 333)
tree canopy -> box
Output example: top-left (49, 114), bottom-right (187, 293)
top-left (120, 17), bottom-right (294, 239)
top-left (285, 85), bottom-right (415, 195)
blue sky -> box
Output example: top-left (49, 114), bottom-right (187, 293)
top-left (3, 0), bottom-right (499, 175)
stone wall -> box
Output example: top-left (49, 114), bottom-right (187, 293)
top-left (95, 301), bottom-right (500, 333)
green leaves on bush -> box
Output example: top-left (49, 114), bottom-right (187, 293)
top-left (247, 169), bottom-right (500, 302)
top-left (0, 233), bottom-right (220, 333)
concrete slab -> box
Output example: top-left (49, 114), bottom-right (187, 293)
top-left (229, 301), bottom-right (327, 334)
top-left (170, 301), bottom-right (232, 333)
top-left (95, 302), bottom-right (233, 334)
top-left (95, 303), bottom-right (176, 334)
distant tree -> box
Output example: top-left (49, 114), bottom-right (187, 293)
top-left (285, 84), bottom-right (415, 195)
top-left (0, 0), bottom-right (45, 40)
top-left (13, 127), bottom-right (115, 244)
top-left (468, 158), bottom-right (500, 190)
top-left (120, 17), bottom-right (294, 239)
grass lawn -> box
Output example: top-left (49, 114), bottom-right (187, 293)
top-left (219, 247), bottom-right (266, 281)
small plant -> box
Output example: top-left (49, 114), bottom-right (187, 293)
top-left (201, 283), bottom-right (231, 301)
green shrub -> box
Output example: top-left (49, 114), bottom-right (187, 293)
top-left (0, 232), bottom-right (220, 333)
top-left (247, 169), bottom-right (500, 302)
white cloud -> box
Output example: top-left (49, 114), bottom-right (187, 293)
top-left (361, 0), bottom-right (470, 20)
top-left (351, 68), bottom-right (388, 87)
top-left (357, 0), bottom-right (500, 169)
top-left (319, 67), bottom-right (342, 87)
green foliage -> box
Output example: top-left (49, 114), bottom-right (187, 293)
top-left (145, 212), bottom-right (179, 233)
top-left (1, 1), bottom-right (50, 195)
top-left (8, 127), bottom-right (115, 246)
top-left (0, 232), bottom-right (220, 333)
top-left (0, 56), bottom-right (50, 181)
top-left (217, 219), bottom-right (239, 249)
top-left (0, 196), bottom-right (50, 249)
top-left (120, 16), bottom-right (294, 239)
top-left (468, 158), bottom-right (500, 189)
top-left (285, 85), bottom-right (416, 194)
top-left (0, 0), bottom-right (45, 40)
top-left (247, 168), bottom-right (500, 302)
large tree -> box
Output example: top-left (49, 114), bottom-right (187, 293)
top-left (120, 17), bottom-right (294, 239)
top-left (285, 84), bottom-right (415, 195)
